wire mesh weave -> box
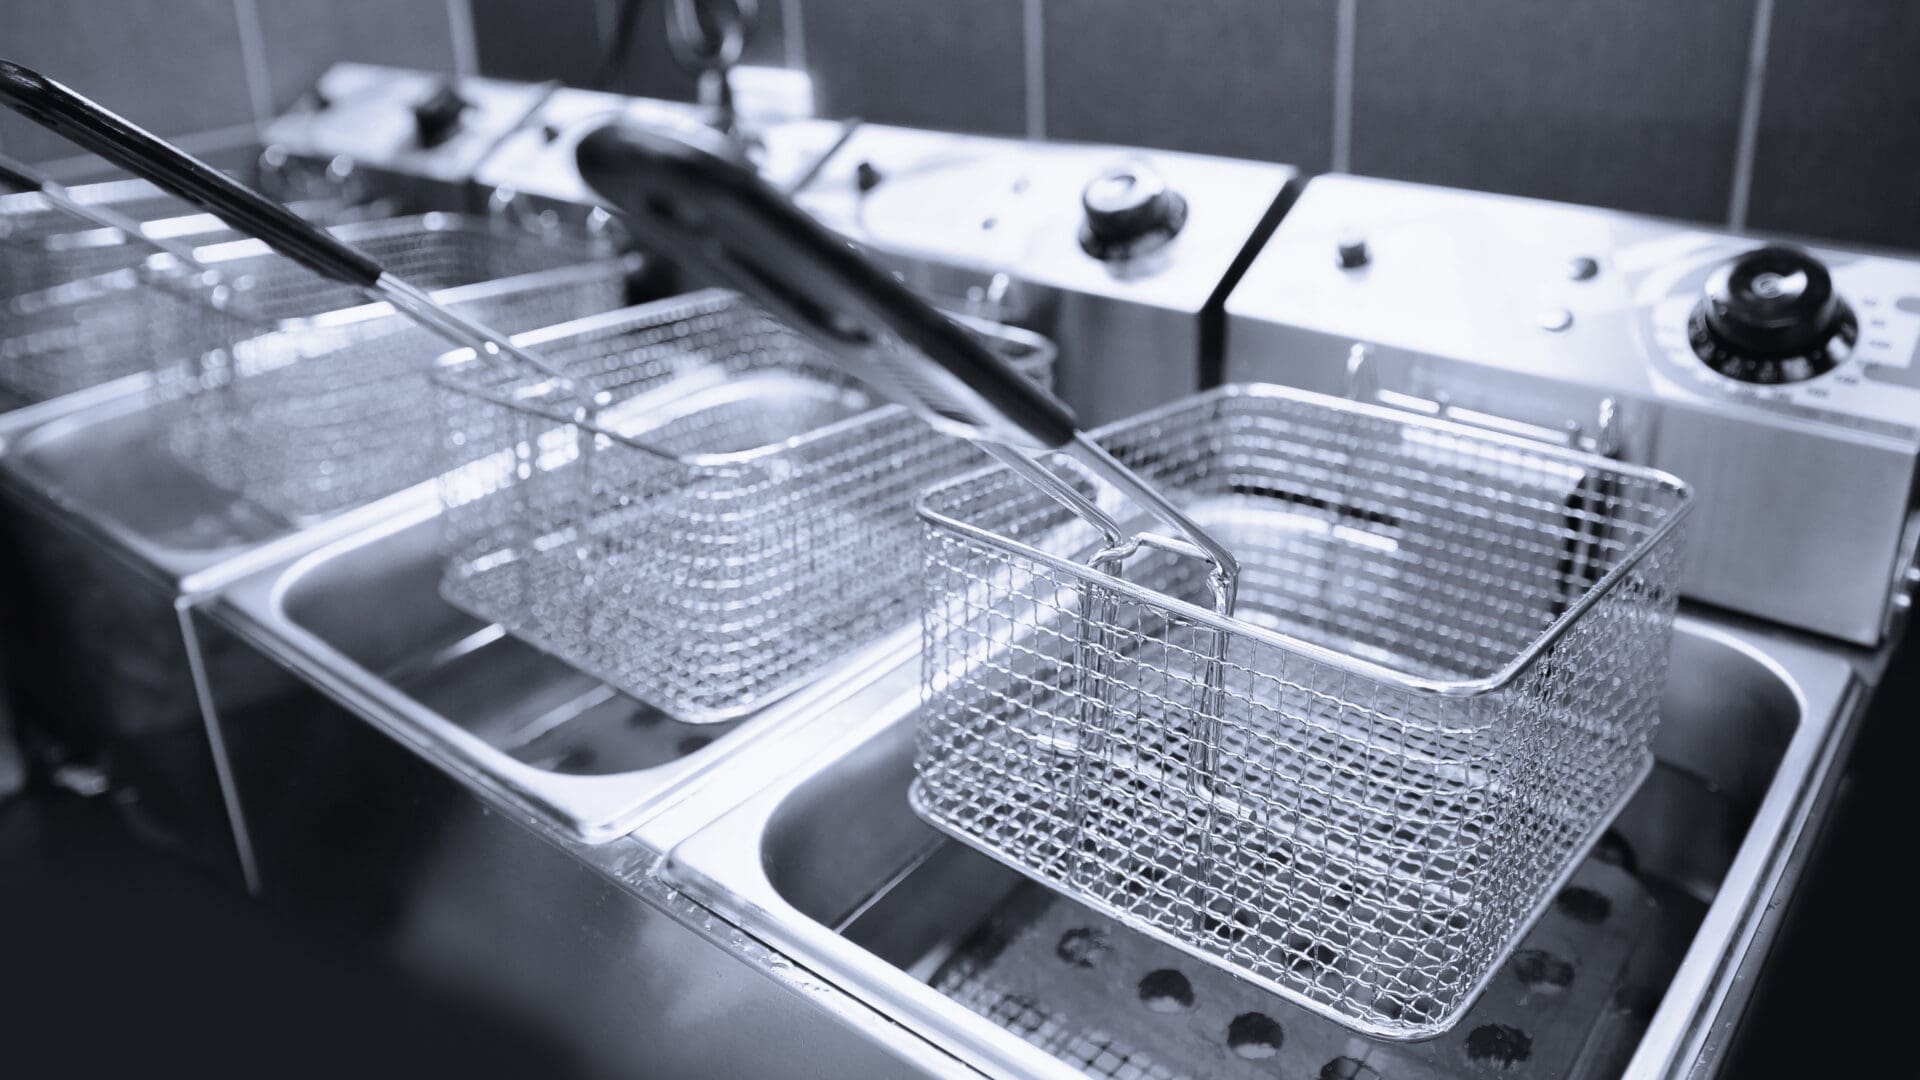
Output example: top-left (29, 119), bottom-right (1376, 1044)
top-left (0, 212), bottom-right (607, 407)
top-left (0, 197), bottom-right (367, 300)
top-left (0, 178), bottom-right (189, 296)
top-left (911, 383), bottom-right (1690, 1040)
top-left (160, 251), bottom-right (628, 522)
top-left (434, 288), bottom-right (1055, 723)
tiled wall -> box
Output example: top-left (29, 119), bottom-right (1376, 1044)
top-left (5, 1), bottom-right (1916, 251)
top-left (0, 0), bottom-right (468, 176)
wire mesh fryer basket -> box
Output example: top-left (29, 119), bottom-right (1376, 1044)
top-left (0, 177), bottom-right (189, 287)
top-left (161, 254), bottom-right (631, 523)
top-left (0, 212), bottom-right (611, 407)
top-left (911, 383), bottom-right (1691, 1040)
top-left (433, 288), bottom-right (1056, 723)
top-left (1, 195), bottom-right (368, 300)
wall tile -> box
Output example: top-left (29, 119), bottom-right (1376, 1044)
top-left (598, 0), bottom-right (698, 102)
top-left (1043, 0), bottom-right (1336, 167)
top-left (1350, 0), bottom-right (1754, 222)
top-left (803, 0), bottom-right (1025, 135)
top-left (1747, 1), bottom-right (1920, 251)
top-left (254, 0), bottom-right (458, 111)
top-left (471, 0), bottom-right (605, 86)
top-left (0, 0), bottom-right (255, 162)
top-left (741, 0), bottom-right (788, 66)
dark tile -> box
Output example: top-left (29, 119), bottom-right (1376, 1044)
top-left (254, 0), bottom-right (458, 111)
top-left (471, 0), bottom-right (605, 86)
top-left (0, 0), bottom-right (255, 163)
top-left (580, 0), bottom-right (790, 100)
top-left (1350, 0), bottom-right (1755, 222)
top-left (803, 0), bottom-right (1026, 135)
top-left (1044, 0), bottom-right (1337, 166)
top-left (742, 0), bottom-right (788, 66)
top-left (599, 0), bottom-right (701, 103)
top-left (1747, 1), bottom-right (1920, 250)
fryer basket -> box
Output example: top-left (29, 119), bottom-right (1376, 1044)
top-left (911, 383), bottom-right (1690, 1039)
top-left (161, 250), bottom-right (629, 522)
top-left (433, 287), bottom-right (1055, 722)
top-left (0, 212), bottom-right (612, 407)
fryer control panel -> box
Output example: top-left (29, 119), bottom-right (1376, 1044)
top-left (1225, 174), bottom-right (1920, 645)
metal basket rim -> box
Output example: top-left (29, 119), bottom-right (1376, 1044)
top-left (0, 176), bottom-right (167, 223)
top-left (916, 381), bottom-right (1694, 698)
top-left (175, 209), bottom-right (606, 267)
top-left (7, 211), bottom-right (612, 314)
top-left (229, 253), bottom-right (639, 356)
top-left (33, 196), bottom-right (355, 259)
top-left (430, 287), bottom-right (1055, 472)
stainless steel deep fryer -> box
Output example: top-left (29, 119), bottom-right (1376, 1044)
top-left (566, 121), bottom-right (1692, 1038)
top-left (433, 287), bottom-right (1055, 721)
top-left (911, 383), bottom-right (1691, 1038)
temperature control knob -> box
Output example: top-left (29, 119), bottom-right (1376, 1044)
top-left (412, 80), bottom-right (472, 149)
top-left (1079, 163), bottom-right (1187, 261)
top-left (1688, 245), bottom-right (1856, 384)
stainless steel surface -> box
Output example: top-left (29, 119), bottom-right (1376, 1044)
top-left (790, 124), bottom-right (1294, 425)
top-left (920, 858), bottom-right (1657, 1079)
top-left (0, 380), bottom-right (437, 881)
top-left (914, 383), bottom-right (1690, 1038)
top-left (192, 605), bottom-right (965, 1079)
top-left (434, 288), bottom-right (1054, 722)
top-left (665, 613), bottom-right (1861, 1079)
top-left (0, 200), bottom-right (597, 872)
top-left (214, 504), bottom-right (920, 841)
top-left (261, 63), bottom-right (554, 208)
top-left (1223, 174), bottom-right (1920, 644)
top-left (475, 86), bottom-right (710, 216)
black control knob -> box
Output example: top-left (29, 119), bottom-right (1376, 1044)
top-left (1688, 245), bottom-right (1857, 384)
top-left (1079, 163), bottom-right (1188, 261)
top-left (412, 80), bottom-right (472, 149)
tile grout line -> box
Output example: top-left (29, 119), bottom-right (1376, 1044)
top-left (447, 0), bottom-right (481, 77)
top-left (1727, 0), bottom-right (1775, 229)
top-left (1332, 0), bottom-right (1356, 173)
top-left (783, 0), bottom-right (807, 71)
top-left (232, 0), bottom-right (276, 124)
top-left (1023, 0), bottom-right (1046, 140)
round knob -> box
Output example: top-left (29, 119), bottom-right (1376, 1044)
top-left (1688, 245), bottom-right (1856, 384)
top-left (412, 80), bottom-right (472, 148)
top-left (1079, 163), bottom-right (1187, 261)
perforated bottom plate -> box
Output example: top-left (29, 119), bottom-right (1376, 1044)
top-left (926, 854), bottom-right (1678, 1079)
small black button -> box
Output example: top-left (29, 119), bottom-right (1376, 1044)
top-left (855, 160), bottom-right (884, 193)
top-left (1336, 234), bottom-right (1370, 270)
